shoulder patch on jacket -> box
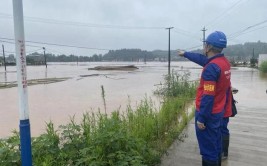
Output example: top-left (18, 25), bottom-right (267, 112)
top-left (203, 81), bottom-right (216, 95)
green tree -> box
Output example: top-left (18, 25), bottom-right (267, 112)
top-left (260, 61), bottom-right (267, 73)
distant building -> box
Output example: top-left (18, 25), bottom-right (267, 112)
top-left (258, 54), bottom-right (267, 65)
top-left (6, 55), bottom-right (16, 65)
top-left (27, 55), bottom-right (45, 65)
top-left (154, 57), bottom-right (160, 61)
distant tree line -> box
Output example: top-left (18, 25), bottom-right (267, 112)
top-left (1, 41), bottom-right (267, 65)
top-left (103, 49), bottom-right (154, 61)
top-left (26, 53), bottom-right (103, 63)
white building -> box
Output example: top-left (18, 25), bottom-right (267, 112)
top-left (258, 54), bottom-right (267, 65)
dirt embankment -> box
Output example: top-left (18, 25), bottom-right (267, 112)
top-left (88, 65), bottom-right (138, 71)
top-left (0, 77), bottom-right (70, 89)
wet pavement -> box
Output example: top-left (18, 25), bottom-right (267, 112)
top-left (160, 106), bottom-right (267, 166)
top-left (160, 67), bottom-right (267, 166)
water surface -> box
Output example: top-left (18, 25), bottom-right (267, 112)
top-left (0, 62), bottom-right (266, 138)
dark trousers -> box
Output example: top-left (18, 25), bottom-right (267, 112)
top-left (222, 117), bottom-right (230, 157)
top-left (195, 111), bottom-right (223, 163)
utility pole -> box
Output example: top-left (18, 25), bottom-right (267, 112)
top-left (251, 48), bottom-right (256, 67)
top-left (12, 0), bottom-right (32, 165)
top-left (77, 56), bottom-right (79, 66)
top-left (166, 27), bottom-right (174, 75)
top-left (201, 27), bottom-right (207, 50)
top-left (2, 44), bottom-right (7, 72)
top-left (43, 47), bottom-right (47, 68)
top-left (144, 53), bottom-right (146, 64)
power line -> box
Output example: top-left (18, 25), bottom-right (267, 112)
top-left (27, 48), bottom-right (44, 54)
top-left (173, 27), bottom-right (193, 35)
top-left (239, 25), bottom-right (267, 36)
top-left (0, 12), bottom-right (165, 30)
top-left (0, 39), bottom-right (43, 48)
top-left (0, 46), bottom-right (43, 55)
top-left (26, 40), bottom-right (110, 51)
top-left (0, 39), bottom-right (14, 45)
top-left (0, 37), bottom-right (110, 51)
top-left (45, 48), bottom-right (67, 55)
top-left (172, 30), bottom-right (200, 41)
top-left (229, 19), bottom-right (267, 39)
top-left (4, 50), bottom-right (15, 54)
top-left (229, 25), bottom-right (267, 40)
top-left (185, 44), bottom-right (203, 51)
top-left (205, 0), bottom-right (246, 28)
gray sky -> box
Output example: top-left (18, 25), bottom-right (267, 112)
top-left (0, 0), bottom-right (267, 56)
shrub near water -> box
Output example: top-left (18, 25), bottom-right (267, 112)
top-left (0, 72), bottom-right (196, 166)
top-left (155, 71), bottom-right (197, 98)
top-left (259, 61), bottom-right (267, 73)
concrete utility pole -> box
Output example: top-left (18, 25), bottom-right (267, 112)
top-left (12, 0), bottom-right (32, 165)
top-left (43, 47), bottom-right (47, 68)
top-left (2, 44), bottom-right (7, 72)
top-left (166, 27), bottom-right (174, 75)
top-left (201, 27), bottom-right (207, 50)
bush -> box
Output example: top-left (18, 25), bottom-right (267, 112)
top-left (154, 70), bottom-right (197, 98)
top-left (260, 61), bottom-right (267, 73)
top-left (0, 131), bottom-right (20, 166)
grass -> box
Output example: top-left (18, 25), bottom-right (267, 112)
top-left (0, 71), bottom-right (197, 166)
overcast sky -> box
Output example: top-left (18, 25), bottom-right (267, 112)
top-left (0, 0), bottom-right (266, 56)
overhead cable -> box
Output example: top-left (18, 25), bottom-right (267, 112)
top-left (0, 12), bottom-right (165, 30)
top-left (185, 44), bottom-right (203, 51)
top-left (229, 19), bottom-right (267, 39)
top-left (172, 30), bottom-right (201, 41)
top-left (0, 37), bottom-right (110, 51)
top-left (205, 0), bottom-right (246, 28)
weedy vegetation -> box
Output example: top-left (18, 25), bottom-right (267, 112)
top-left (0, 71), bottom-right (197, 166)
top-left (259, 61), bottom-right (267, 73)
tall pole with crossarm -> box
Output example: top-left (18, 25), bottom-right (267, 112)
top-left (201, 27), bottom-right (207, 50)
top-left (2, 45), bottom-right (7, 72)
top-left (166, 27), bottom-right (174, 75)
top-left (12, 0), bottom-right (32, 165)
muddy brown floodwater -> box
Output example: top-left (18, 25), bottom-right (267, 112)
top-left (0, 62), bottom-right (266, 138)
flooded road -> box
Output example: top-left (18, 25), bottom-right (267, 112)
top-left (231, 68), bottom-right (267, 109)
top-left (0, 62), bottom-right (267, 138)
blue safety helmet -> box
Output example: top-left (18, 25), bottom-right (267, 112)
top-left (205, 31), bottom-right (227, 48)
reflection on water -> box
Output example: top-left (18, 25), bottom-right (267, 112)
top-left (4, 72), bottom-right (7, 83)
top-left (45, 68), bottom-right (47, 79)
top-left (0, 62), bottom-right (267, 138)
top-left (259, 72), bottom-right (267, 81)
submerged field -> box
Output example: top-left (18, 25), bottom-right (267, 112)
top-left (0, 71), bottom-right (197, 166)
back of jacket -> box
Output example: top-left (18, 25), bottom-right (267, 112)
top-left (196, 55), bottom-right (232, 119)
